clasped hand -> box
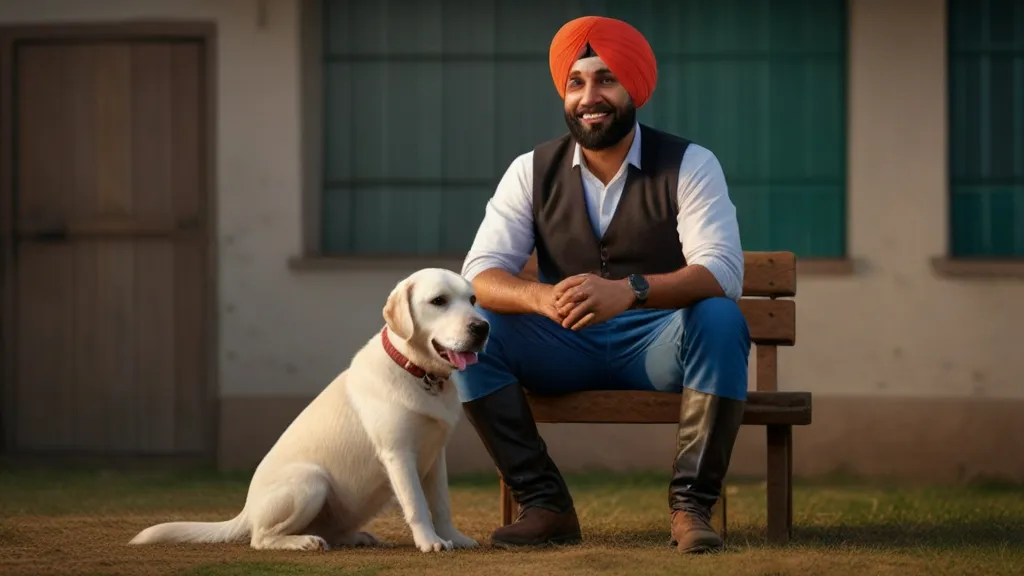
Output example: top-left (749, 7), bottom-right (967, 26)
top-left (537, 273), bottom-right (636, 331)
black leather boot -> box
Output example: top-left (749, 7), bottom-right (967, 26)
top-left (668, 387), bottom-right (745, 553)
top-left (462, 383), bottom-right (582, 547)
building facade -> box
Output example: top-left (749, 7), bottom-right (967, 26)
top-left (1, 0), bottom-right (1022, 483)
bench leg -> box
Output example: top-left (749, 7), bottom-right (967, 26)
top-left (710, 488), bottom-right (727, 541)
top-left (499, 476), bottom-right (515, 526)
top-left (766, 424), bottom-right (793, 544)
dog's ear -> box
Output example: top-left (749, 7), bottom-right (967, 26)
top-left (383, 279), bottom-right (415, 340)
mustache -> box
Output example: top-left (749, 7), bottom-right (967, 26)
top-left (574, 104), bottom-right (615, 116)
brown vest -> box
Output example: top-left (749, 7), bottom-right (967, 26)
top-left (531, 123), bottom-right (691, 284)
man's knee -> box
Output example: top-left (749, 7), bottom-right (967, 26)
top-left (683, 297), bottom-right (750, 355)
top-left (676, 297), bottom-right (750, 400)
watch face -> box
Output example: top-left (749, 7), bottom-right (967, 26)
top-left (629, 274), bottom-right (649, 292)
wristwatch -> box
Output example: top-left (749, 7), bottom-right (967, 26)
top-left (626, 274), bottom-right (649, 309)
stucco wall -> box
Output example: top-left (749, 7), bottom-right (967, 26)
top-left (4, 0), bottom-right (1022, 481)
top-left (815, 0), bottom-right (1024, 401)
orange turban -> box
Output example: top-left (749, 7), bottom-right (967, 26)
top-left (548, 16), bottom-right (658, 108)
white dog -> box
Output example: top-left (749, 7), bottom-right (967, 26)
top-left (129, 268), bottom-right (489, 553)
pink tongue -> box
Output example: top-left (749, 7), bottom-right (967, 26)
top-left (448, 351), bottom-right (478, 370)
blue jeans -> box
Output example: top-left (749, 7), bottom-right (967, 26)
top-left (452, 297), bottom-right (751, 403)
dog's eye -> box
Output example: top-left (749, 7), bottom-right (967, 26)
top-left (470, 295), bottom-right (477, 306)
top-left (430, 296), bottom-right (448, 307)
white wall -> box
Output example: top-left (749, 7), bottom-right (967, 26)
top-left (5, 0), bottom-right (1024, 481)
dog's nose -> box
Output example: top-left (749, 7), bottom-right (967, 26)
top-left (468, 319), bottom-right (490, 340)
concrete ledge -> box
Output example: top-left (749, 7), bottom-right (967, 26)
top-left (931, 257), bottom-right (1024, 279)
top-left (218, 394), bottom-right (1024, 484)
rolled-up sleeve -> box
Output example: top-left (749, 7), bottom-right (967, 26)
top-left (461, 151), bottom-right (536, 282)
top-left (675, 145), bottom-right (745, 301)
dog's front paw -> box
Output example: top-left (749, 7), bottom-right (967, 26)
top-left (303, 536), bottom-right (330, 551)
top-left (413, 528), bottom-right (453, 553)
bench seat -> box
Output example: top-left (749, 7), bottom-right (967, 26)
top-left (527, 390), bottom-right (812, 426)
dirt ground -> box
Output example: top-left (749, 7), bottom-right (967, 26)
top-left (2, 467), bottom-right (1023, 576)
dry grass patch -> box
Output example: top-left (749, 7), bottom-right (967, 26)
top-left (1, 467), bottom-right (1022, 575)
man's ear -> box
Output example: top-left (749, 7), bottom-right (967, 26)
top-left (383, 279), bottom-right (415, 340)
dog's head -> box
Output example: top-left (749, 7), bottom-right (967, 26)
top-left (382, 268), bottom-right (489, 378)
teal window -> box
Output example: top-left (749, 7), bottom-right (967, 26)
top-left (321, 0), bottom-right (848, 258)
top-left (948, 0), bottom-right (1024, 258)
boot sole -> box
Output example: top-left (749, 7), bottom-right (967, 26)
top-left (670, 535), bottom-right (725, 554)
top-left (678, 542), bottom-right (724, 554)
top-left (490, 533), bottom-right (583, 549)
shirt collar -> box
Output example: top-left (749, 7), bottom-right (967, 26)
top-left (572, 121), bottom-right (642, 171)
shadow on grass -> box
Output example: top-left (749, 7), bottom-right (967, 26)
top-left (712, 519), bottom-right (1024, 553)
top-left (572, 519), bottom-right (1024, 553)
top-left (793, 519), bottom-right (1024, 551)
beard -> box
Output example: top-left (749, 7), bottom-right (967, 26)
top-left (563, 101), bottom-right (637, 151)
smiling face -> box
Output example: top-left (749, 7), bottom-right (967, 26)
top-left (382, 268), bottom-right (489, 376)
top-left (562, 52), bottom-right (637, 150)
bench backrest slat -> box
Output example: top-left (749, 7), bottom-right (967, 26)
top-left (742, 299), bottom-right (794, 346)
top-left (743, 251), bottom-right (796, 297)
top-left (741, 251), bottom-right (796, 346)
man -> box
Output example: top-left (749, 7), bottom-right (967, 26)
top-left (453, 15), bottom-right (750, 554)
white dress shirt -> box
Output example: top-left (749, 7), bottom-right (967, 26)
top-left (461, 123), bottom-right (745, 301)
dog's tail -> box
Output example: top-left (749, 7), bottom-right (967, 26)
top-left (128, 510), bottom-right (250, 545)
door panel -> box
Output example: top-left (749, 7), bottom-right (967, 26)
top-left (10, 39), bottom-right (209, 455)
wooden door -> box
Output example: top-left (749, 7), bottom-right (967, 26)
top-left (4, 38), bottom-right (211, 456)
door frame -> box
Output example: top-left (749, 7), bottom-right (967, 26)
top-left (0, 21), bottom-right (219, 463)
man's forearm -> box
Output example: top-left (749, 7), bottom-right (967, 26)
top-left (471, 268), bottom-right (546, 315)
top-left (639, 264), bottom-right (727, 310)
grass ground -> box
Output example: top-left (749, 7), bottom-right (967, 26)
top-left (1, 466), bottom-right (1022, 576)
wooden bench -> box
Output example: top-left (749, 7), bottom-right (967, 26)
top-left (497, 250), bottom-right (810, 544)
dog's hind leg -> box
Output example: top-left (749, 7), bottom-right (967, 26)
top-left (248, 462), bottom-right (332, 551)
top-left (321, 489), bottom-right (387, 549)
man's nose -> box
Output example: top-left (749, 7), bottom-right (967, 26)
top-left (579, 83), bottom-right (602, 107)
